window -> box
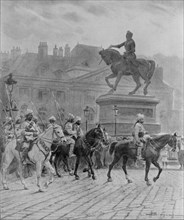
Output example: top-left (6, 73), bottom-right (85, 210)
top-left (19, 88), bottom-right (29, 98)
top-left (38, 89), bottom-right (49, 102)
top-left (56, 91), bottom-right (65, 104)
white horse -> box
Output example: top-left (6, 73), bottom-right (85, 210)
top-left (1, 125), bottom-right (64, 192)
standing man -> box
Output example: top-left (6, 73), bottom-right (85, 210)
top-left (64, 113), bottom-right (76, 157)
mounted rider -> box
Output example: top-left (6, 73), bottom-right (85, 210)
top-left (132, 113), bottom-right (151, 160)
top-left (73, 116), bottom-right (84, 139)
top-left (48, 116), bottom-right (66, 142)
top-left (33, 116), bottom-right (42, 134)
top-left (21, 109), bottom-right (39, 164)
top-left (108, 30), bottom-right (138, 70)
top-left (64, 113), bottom-right (76, 157)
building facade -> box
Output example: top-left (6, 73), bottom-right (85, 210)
top-left (0, 43), bottom-right (181, 134)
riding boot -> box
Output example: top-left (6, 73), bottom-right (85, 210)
top-left (69, 144), bottom-right (75, 158)
top-left (137, 147), bottom-right (144, 160)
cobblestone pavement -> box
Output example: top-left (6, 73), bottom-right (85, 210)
top-left (0, 168), bottom-right (183, 219)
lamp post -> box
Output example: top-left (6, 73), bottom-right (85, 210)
top-left (83, 106), bottom-right (90, 132)
top-left (113, 105), bottom-right (118, 138)
top-left (4, 73), bottom-right (18, 118)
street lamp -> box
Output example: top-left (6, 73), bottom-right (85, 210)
top-left (113, 105), bottom-right (118, 138)
top-left (4, 73), bottom-right (18, 117)
top-left (83, 106), bottom-right (90, 132)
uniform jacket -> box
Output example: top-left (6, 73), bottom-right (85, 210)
top-left (132, 122), bottom-right (146, 143)
top-left (21, 120), bottom-right (38, 141)
top-left (64, 122), bottom-right (76, 137)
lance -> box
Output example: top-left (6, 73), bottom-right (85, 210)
top-left (51, 92), bottom-right (63, 129)
top-left (30, 101), bottom-right (46, 130)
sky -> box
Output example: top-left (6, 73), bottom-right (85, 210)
top-left (1, 0), bottom-right (183, 58)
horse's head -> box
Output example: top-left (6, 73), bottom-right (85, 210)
top-left (92, 124), bottom-right (105, 141)
top-left (167, 132), bottom-right (177, 151)
top-left (52, 125), bottom-right (65, 142)
top-left (99, 49), bottom-right (121, 66)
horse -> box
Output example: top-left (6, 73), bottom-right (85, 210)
top-left (1, 125), bottom-right (64, 192)
top-left (50, 127), bottom-right (110, 178)
top-left (107, 133), bottom-right (177, 186)
top-left (73, 124), bottom-right (106, 180)
top-left (99, 48), bottom-right (155, 95)
top-left (50, 140), bottom-right (74, 177)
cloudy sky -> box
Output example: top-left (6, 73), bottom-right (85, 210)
top-left (1, 0), bottom-right (183, 58)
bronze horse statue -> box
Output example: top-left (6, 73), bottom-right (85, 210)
top-left (99, 49), bottom-right (155, 95)
top-left (107, 133), bottom-right (177, 186)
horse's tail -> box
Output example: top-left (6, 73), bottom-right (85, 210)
top-left (147, 60), bottom-right (155, 81)
top-left (109, 142), bottom-right (117, 155)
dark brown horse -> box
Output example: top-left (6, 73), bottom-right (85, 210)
top-left (99, 49), bottom-right (155, 95)
top-left (50, 125), bottom-right (107, 180)
top-left (107, 133), bottom-right (177, 186)
top-left (73, 124), bottom-right (106, 180)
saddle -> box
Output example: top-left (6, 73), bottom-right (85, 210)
top-left (15, 139), bottom-right (37, 152)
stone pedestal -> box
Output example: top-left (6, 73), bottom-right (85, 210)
top-left (96, 94), bottom-right (161, 136)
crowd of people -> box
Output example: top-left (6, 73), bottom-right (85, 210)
top-left (3, 108), bottom-right (176, 167)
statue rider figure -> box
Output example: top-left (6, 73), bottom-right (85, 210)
top-left (108, 30), bottom-right (138, 71)
top-left (64, 113), bottom-right (76, 158)
top-left (132, 113), bottom-right (151, 160)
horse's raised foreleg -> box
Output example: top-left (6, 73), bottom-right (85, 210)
top-left (145, 160), bottom-right (152, 186)
top-left (122, 155), bottom-right (132, 183)
top-left (74, 156), bottom-right (80, 180)
top-left (105, 73), bottom-right (117, 89)
top-left (129, 73), bottom-right (141, 95)
top-left (152, 160), bottom-right (162, 182)
top-left (107, 153), bottom-right (121, 182)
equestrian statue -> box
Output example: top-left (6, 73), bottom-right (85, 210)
top-left (99, 30), bottom-right (155, 95)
